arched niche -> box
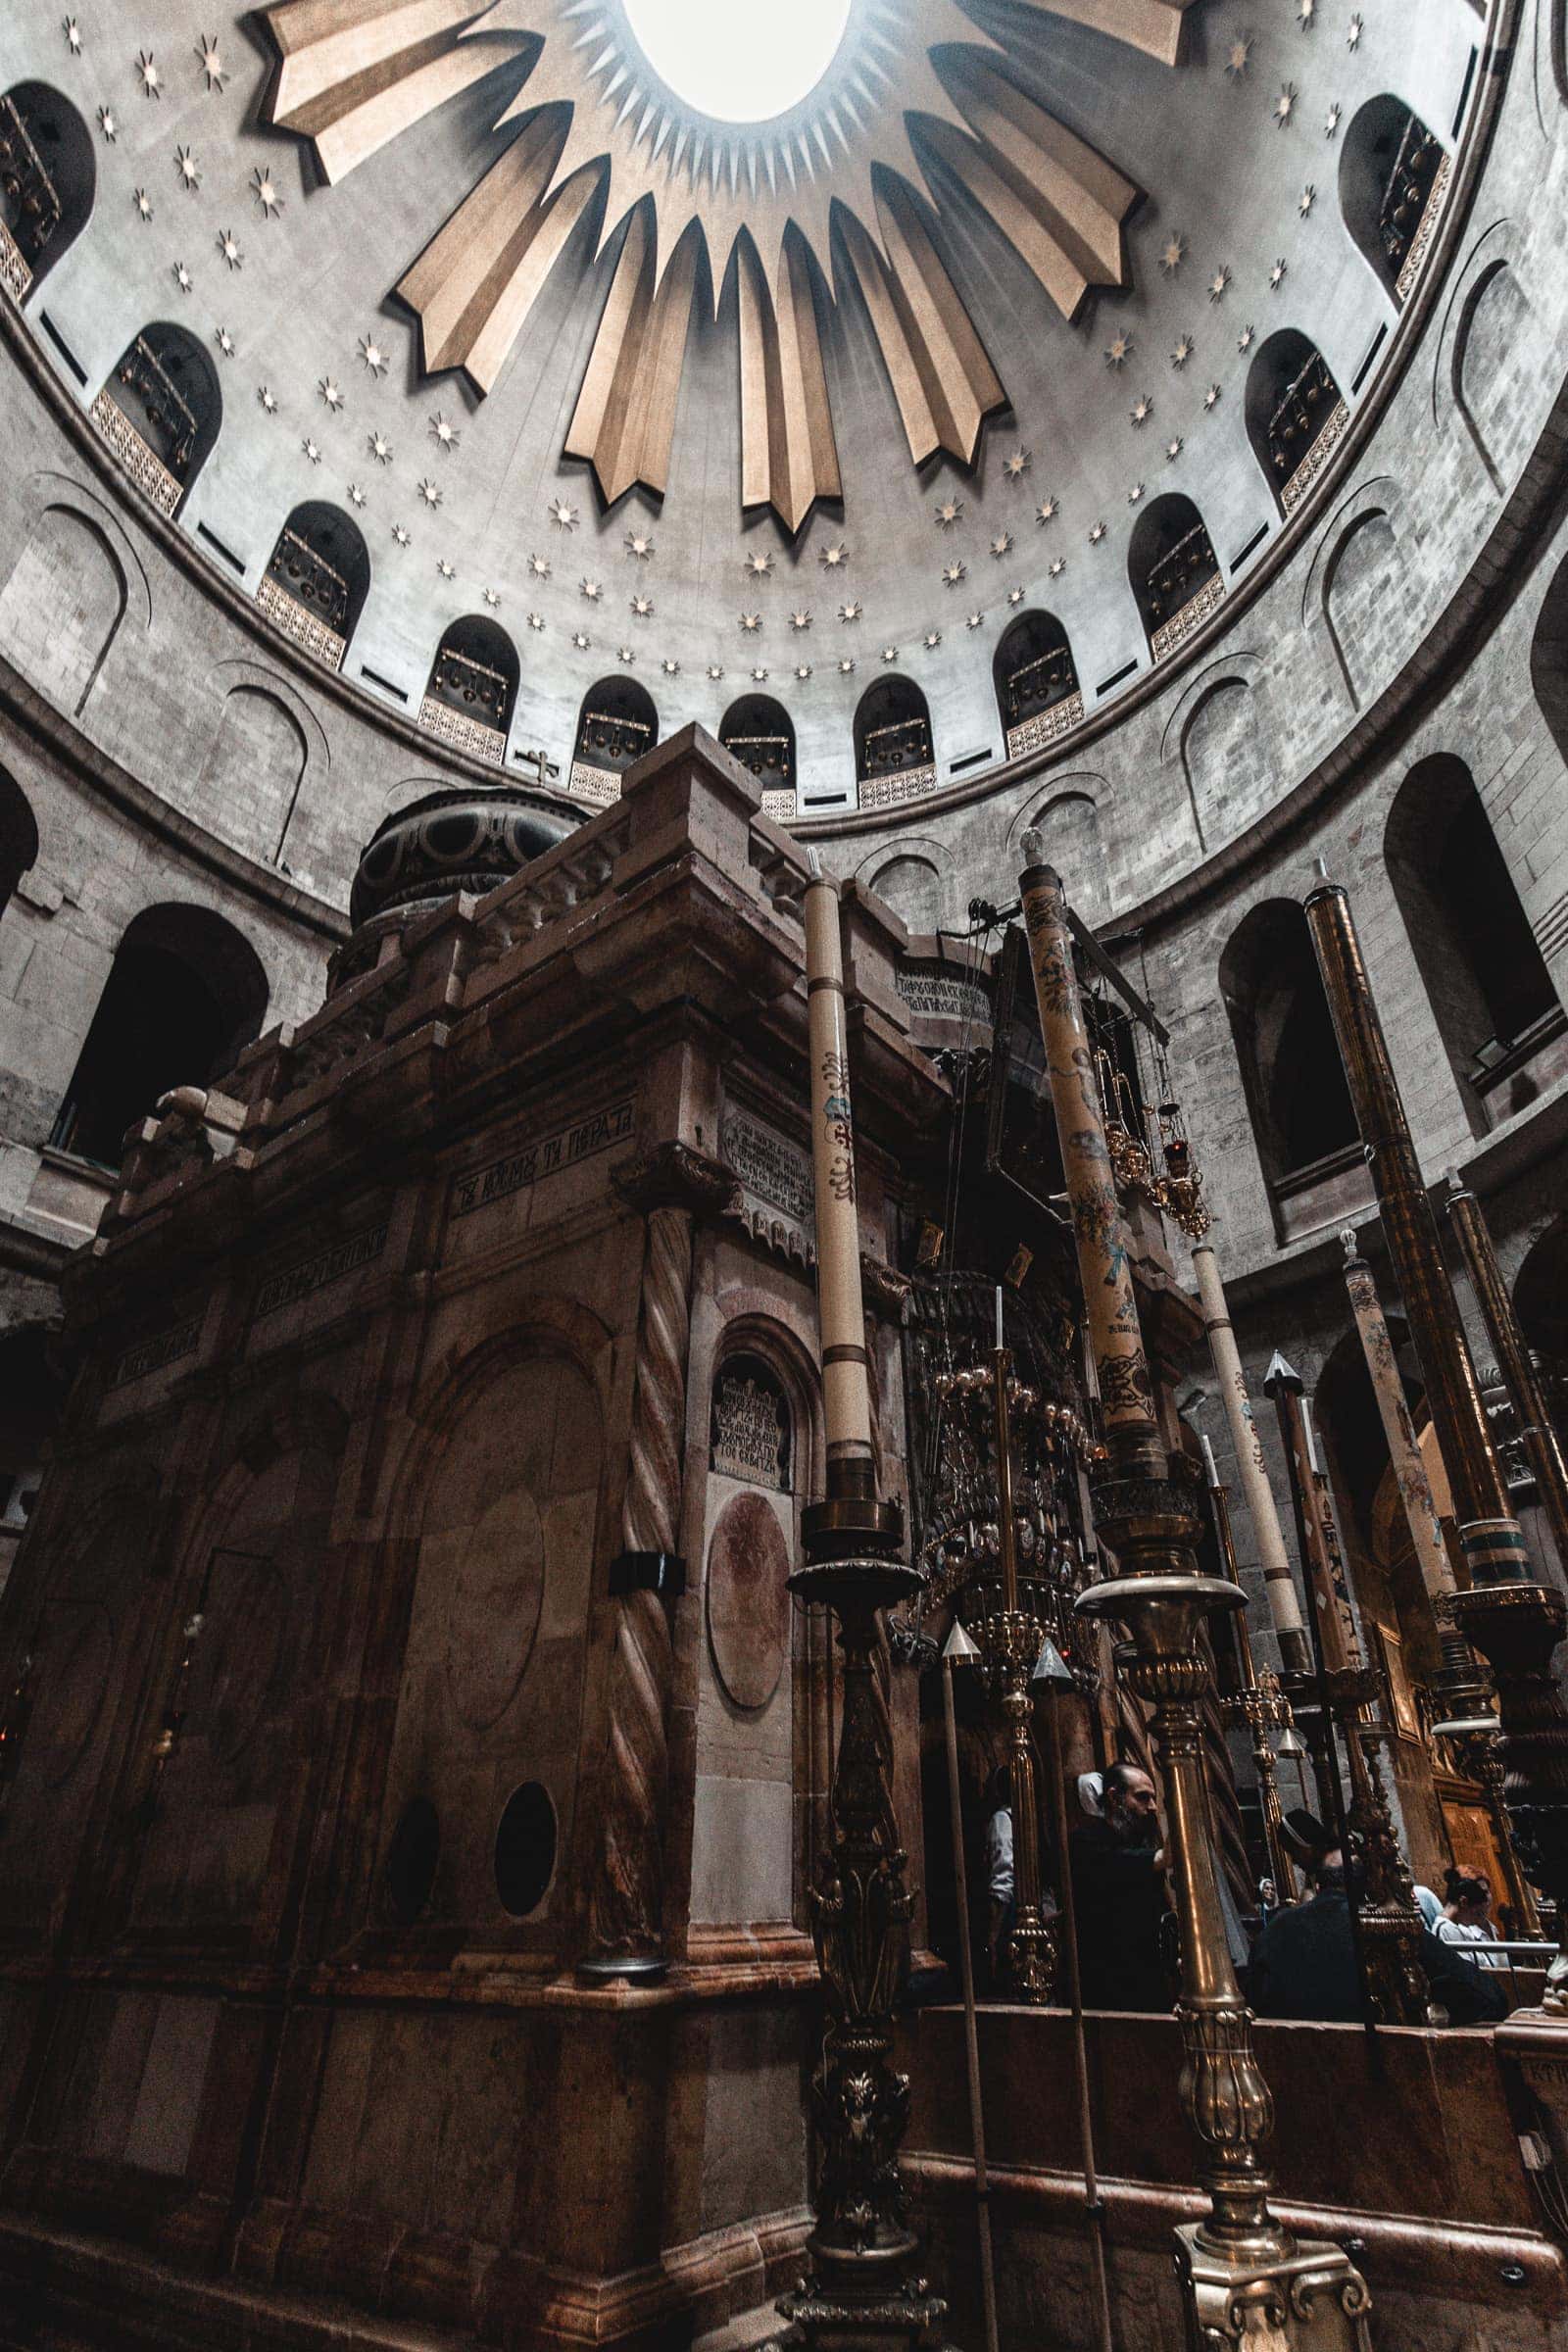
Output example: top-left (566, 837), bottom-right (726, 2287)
top-left (194, 686), bottom-right (308, 848)
top-left (1244, 330), bottom-right (1348, 514)
top-left (258, 501), bottom-right (370, 670)
top-left (1340, 97), bottom-right (1448, 306)
top-left (869, 853), bottom-right (942, 934)
top-left (993, 611), bottom-right (1081, 757)
top-left (570, 675), bottom-right (657, 808)
top-left (1128, 494), bottom-right (1223, 661)
top-left (854, 675), bottom-right (934, 811)
top-left (50, 903), bottom-right (269, 1169)
top-left (0, 765), bottom-right (39, 923)
top-left (0, 81), bottom-right (94, 303)
top-left (1386, 755), bottom-right (1562, 1133)
top-left (0, 503), bottom-right (127, 719)
top-left (719, 693), bottom-right (796, 816)
top-left (420, 614), bottom-right (519, 766)
top-left (91, 322), bottom-right (221, 517)
top-left (1514, 1220), bottom-right (1568, 1364)
top-left (1218, 898), bottom-right (1361, 1238)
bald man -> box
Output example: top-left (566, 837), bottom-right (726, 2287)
top-left (1069, 1762), bottom-right (1173, 2013)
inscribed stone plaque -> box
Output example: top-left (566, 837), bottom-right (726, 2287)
top-left (710, 1366), bottom-right (788, 1490)
top-left (706, 1491), bottom-right (791, 1712)
top-left (719, 1104), bottom-right (814, 1258)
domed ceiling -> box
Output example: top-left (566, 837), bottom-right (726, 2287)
top-left (1, 0), bottom-right (1482, 810)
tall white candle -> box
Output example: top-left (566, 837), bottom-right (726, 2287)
top-left (995, 1284), bottom-right (1004, 1351)
top-left (803, 858), bottom-right (873, 1487)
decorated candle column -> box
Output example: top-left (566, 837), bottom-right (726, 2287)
top-left (1193, 1238), bottom-right (1311, 1675)
top-left (803, 857), bottom-right (875, 1503)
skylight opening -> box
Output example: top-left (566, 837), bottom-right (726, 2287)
top-left (621, 0), bottom-right (854, 123)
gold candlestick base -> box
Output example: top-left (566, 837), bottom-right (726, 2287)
top-left (1178, 2230), bottom-right (1374, 2352)
top-left (1078, 1465), bottom-right (1377, 2352)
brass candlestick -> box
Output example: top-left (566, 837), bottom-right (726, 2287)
top-left (1264, 1355), bottom-right (1427, 2026)
top-left (1020, 835), bottom-right (1373, 2352)
top-left (1303, 876), bottom-right (1568, 2017)
top-left (776, 868), bottom-right (954, 2352)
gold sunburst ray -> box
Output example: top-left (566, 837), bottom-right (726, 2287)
top-left (263, 0), bottom-right (1200, 525)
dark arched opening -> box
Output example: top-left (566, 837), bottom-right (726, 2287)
top-left (1244, 330), bottom-right (1348, 515)
top-left (1340, 96), bottom-right (1447, 306)
top-left (0, 767), bottom-right (39, 925)
top-left (720, 694), bottom-right (796, 818)
top-left (420, 615), bottom-right (519, 766)
top-left (1128, 494), bottom-right (1222, 661)
top-left (1218, 898), bottom-right (1362, 1238)
top-left (0, 81), bottom-right (94, 303)
top-left (854, 676), bottom-right (934, 811)
top-left (258, 501), bottom-right (370, 671)
top-left (569, 675), bottom-right (657, 808)
top-left (994, 612), bottom-right (1081, 757)
top-left (91, 321), bottom-right (221, 517)
top-left (50, 904), bottom-right (269, 1169)
top-left (1386, 755), bottom-right (1563, 1133)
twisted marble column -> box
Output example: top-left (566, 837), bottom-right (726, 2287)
top-left (587, 1203), bottom-right (691, 1973)
top-left (584, 1143), bottom-right (736, 1979)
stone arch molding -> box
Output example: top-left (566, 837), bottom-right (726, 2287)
top-left (1434, 220), bottom-right (1538, 497)
top-left (1301, 475), bottom-right (1403, 715)
top-left (0, 474), bottom-right (151, 720)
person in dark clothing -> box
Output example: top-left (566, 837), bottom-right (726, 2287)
top-left (1250, 1856), bottom-right (1508, 2026)
top-left (1069, 1761), bottom-right (1173, 2012)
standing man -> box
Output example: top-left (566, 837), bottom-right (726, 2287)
top-left (1069, 1762), bottom-right (1172, 2011)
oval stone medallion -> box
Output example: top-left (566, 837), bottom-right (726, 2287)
top-left (706, 1490), bottom-right (790, 1711)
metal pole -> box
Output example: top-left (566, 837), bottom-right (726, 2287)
top-left (1046, 1694), bottom-right (1115, 2352)
top-left (942, 1642), bottom-right (1000, 2352)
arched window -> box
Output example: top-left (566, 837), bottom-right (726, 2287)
top-left (993, 612), bottom-right (1081, 757)
top-left (854, 676), bottom-right (934, 811)
top-left (0, 81), bottom-right (94, 303)
top-left (570, 675), bottom-right (657, 808)
top-left (719, 694), bottom-right (795, 819)
top-left (1219, 899), bottom-right (1360, 1234)
top-left (1386, 756), bottom-right (1562, 1132)
top-left (0, 766), bottom-right (38, 924)
top-left (1340, 97), bottom-right (1448, 306)
top-left (420, 615), bottom-right (519, 766)
top-left (90, 322), bottom-right (220, 518)
top-left (50, 905), bottom-right (269, 1169)
top-left (1128, 494), bottom-right (1223, 661)
top-left (257, 501), bottom-right (369, 671)
top-left (1244, 330), bottom-right (1348, 515)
